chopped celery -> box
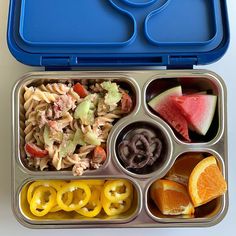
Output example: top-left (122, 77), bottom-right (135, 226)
top-left (59, 140), bottom-right (76, 159)
top-left (84, 131), bottom-right (101, 146)
top-left (43, 125), bottom-right (53, 146)
top-left (101, 81), bottom-right (122, 105)
top-left (74, 100), bottom-right (95, 125)
top-left (74, 100), bottom-right (90, 120)
top-left (59, 128), bottom-right (86, 158)
top-left (73, 128), bottom-right (86, 146)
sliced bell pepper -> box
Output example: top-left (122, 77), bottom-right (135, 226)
top-left (92, 146), bottom-right (107, 164)
top-left (101, 191), bottom-right (132, 216)
top-left (27, 180), bottom-right (66, 204)
top-left (25, 143), bottom-right (48, 158)
top-left (103, 180), bottom-right (133, 203)
top-left (73, 83), bottom-right (89, 98)
top-left (76, 187), bottom-right (102, 218)
top-left (50, 191), bottom-right (73, 212)
top-left (57, 181), bottom-right (91, 212)
top-left (30, 186), bottom-right (57, 217)
top-left (121, 92), bottom-right (132, 113)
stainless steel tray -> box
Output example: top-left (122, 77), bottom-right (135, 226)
top-left (12, 70), bottom-right (228, 228)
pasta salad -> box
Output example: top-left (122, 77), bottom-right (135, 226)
top-left (23, 80), bottom-right (133, 176)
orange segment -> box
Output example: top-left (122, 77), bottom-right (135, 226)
top-left (188, 156), bottom-right (227, 207)
top-left (166, 153), bottom-right (204, 185)
top-left (150, 179), bottom-right (194, 215)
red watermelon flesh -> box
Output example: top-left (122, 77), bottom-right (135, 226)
top-left (148, 86), bottom-right (190, 141)
top-left (172, 95), bottom-right (217, 135)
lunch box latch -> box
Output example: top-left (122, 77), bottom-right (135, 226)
top-left (167, 56), bottom-right (198, 69)
top-left (42, 57), bottom-right (71, 68)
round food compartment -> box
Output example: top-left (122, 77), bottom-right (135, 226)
top-left (17, 178), bottom-right (141, 224)
top-left (145, 76), bottom-right (222, 144)
top-left (146, 151), bottom-right (227, 222)
top-left (15, 74), bottom-right (137, 176)
top-left (114, 120), bottom-right (172, 178)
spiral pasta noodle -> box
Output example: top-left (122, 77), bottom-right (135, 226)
top-left (68, 87), bottom-right (82, 103)
top-left (38, 83), bottom-right (70, 95)
top-left (32, 89), bottom-right (59, 103)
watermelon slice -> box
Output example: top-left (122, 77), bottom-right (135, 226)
top-left (148, 86), bottom-right (190, 141)
top-left (172, 95), bottom-right (217, 135)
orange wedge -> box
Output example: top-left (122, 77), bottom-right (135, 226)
top-left (188, 156), bottom-right (227, 207)
top-left (166, 153), bottom-right (204, 185)
top-left (150, 179), bottom-right (194, 216)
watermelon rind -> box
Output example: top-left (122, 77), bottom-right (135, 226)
top-left (148, 86), bottom-right (182, 108)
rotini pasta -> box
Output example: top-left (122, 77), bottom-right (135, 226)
top-left (67, 87), bottom-right (82, 103)
top-left (32, 89), bottom-right (59, 103)
top-left (38, 83), bottom-right (70, 95)
top-left (23, 80), bottom-right (133, 176)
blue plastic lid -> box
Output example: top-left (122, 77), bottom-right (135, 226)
top-left (7, 0), bottom-right (229, 67)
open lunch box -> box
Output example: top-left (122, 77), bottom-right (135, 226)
top-left (8, 0), bottom-right (230, 229)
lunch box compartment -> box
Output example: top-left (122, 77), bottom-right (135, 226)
top-left (17, 177), bottom-right (141, 225)
top-left (14, 73), bottom-right (139, 174)
top-left (144, 74), bottom-right (224, 143)
top-left (145, 151), bottom-right (227, 223)
top-left (114, 120), bottom-right (172, 177)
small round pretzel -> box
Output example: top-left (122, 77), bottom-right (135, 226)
top-left (118, 131), bottom-right (162, 170)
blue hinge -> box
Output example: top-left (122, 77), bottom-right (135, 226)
top-left (168, 56), bottom-right (198, 69)
top-left (42, 57), bottom-right (71, 70)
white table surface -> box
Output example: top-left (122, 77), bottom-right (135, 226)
top-left (0, 0), bottom-right (235, 235)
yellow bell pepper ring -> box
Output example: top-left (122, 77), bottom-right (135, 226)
top-left (49, 204), bottom-right (61, 213)
top-left (103, 180), bottom-right (133, 203)
top-left (76, 188), bottom-right (102, 217)
top-left (50, 191), bottom-right (73, 212)
top-left (57, 182), bottom-right (91, 212)
top-left (27, 180), bottom-right (66, 204)
top-left (90, 187), bottom-right (101, 201)
top-left (101, 192), bottom-right (132, 216)
top-left (30, 186), bottom-right (57, 217)
top-left (76, 200), bottom-right (102, 218)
